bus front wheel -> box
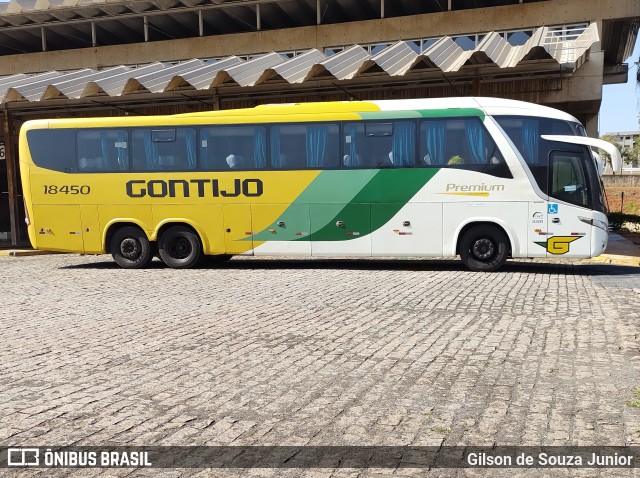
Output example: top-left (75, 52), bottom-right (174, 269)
top-left (158, 226), bottom-right (202, 269)
top-left (111, 226), bottom-right (153, 269)
top-left (459, 225), bottom-right (509, 272)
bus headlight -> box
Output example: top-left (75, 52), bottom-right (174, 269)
top-left (579, 216), bottom-right (607, 231)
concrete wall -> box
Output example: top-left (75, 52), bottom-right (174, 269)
top-left (603, 175), bottom-right (640, 188)
top-left (0, 0), bottom-right (637, 75)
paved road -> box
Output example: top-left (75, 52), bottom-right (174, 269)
top-left (1, 254), bottom-right (639, 477)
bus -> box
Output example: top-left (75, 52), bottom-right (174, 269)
top-left (18, 97), bottom-right (621, 272)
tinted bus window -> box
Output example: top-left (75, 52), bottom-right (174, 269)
top-left (27, 129), bottom-right (76, 172)
top-left (270, 123), bottom-right (340, 169)
top-left (494, 116), bottom-right (575, 193)
top-left (200, 125), bottom-right (266, 171)
top-left (550, 150), bottom-right (592, 209)
top-left (132, 127), bottom-right (197, 171)
top-left (419, 118), bottom-right (510, 178)
top-left (77, 130), bottom-right (129, 172)
top-left (343, 121), bottom-right (415, 168)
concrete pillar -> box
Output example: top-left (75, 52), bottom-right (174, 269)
top-left (2, 110), bottom-right (21, 246)
top-left (584, 114), bottom-right (598, 138)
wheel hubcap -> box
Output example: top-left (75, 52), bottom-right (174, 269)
top-left (120, 238), bottom-right (141, 259)
top-left (170, 237), bottom-right (192, 259)
top-left (472, 238), bottom-right (495, 260)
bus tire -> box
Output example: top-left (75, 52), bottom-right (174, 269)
top-left (158, 226), bottom-right (202, 269)
top-left (459, 224), bottom-right (509, 272)
top-left (111, 226), bottom-right (153, 269)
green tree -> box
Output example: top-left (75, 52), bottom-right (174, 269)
top-left (617, 136), bottom-right (640, 168)
top-left (627, 140), bottom-right (640, 168)
top-left (598, 134), bottom-right (618, 170)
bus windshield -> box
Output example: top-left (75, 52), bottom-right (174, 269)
top-left (494, 116), bottom-right (606, 213)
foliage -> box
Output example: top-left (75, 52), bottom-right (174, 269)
top-left (598, 134), bottom-right (618, 169)
top-left (599, 134), bottom-right (640, 169)
top-left (607, 212), bottom-right (640, 230)
top-left (626, 387), bottom-right (640, 408)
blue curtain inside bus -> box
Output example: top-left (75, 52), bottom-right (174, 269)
top-left (143, 130), bottom-right (158, 169)
top-left (100, 133), bottom-right (110, 170)
top-left (116, 131), bottom-right (127, 171)
top-left (465, 120), bottom-right (485, 164)
top-left (424, 121), bottom-right (445, 165)
top-left (306, 125), bottom-right (327, 168)
top-left (392, 122), bottom-right (415, 166)
top-left (345, 125), bottom-right (358, 167)
top-left (270, 128), bottom-right (282, 168)
top-left (254, 128), bottom-right (266, 168)
top-left (522, 119), bottom-right (540, 164)
top-left (185, 129), bottom-right (197, 169)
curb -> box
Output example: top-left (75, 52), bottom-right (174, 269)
top-left (588, 255), bottom-right (640, 267)
top-left (0, 249), bottom-right (64, 257)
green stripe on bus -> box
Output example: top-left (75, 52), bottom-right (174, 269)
top-left (359, 108), bottom-right (485, 121)
top-left (303, 168), bottom-right (439, 242)
top-left (250, 170), bottom-right (377, 241)
top-left (418, 108), bottom-right (485, 119)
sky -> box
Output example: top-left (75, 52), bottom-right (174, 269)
top-left (600, 35), bottom-right (640, 135)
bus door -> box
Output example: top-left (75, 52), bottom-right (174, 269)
top-left (528, 202), bottom-right (548, 258)
top-left (544, 150), bottom-right (592, 258)
top-left (32, 205), bottom-right (84, 252)
top-left (223, 204), bottom-right (254, 254)
top-left (310, 203), bottom-right (371, 256)
top-left (80, 205), bottom-right (102, 253)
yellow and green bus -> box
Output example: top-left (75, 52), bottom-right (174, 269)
top-left (19, 98), bottom-right (620, 271)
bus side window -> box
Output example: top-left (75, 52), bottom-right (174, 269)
top-left (132, 128), bottom-right (197, 171)
top-left (388, 121), bottom-right (415, 167)
top-left (27, 129), bottom-right (76, 173)
top-left (549, 150), bottom-right (590, 208)
top-left (419, 118), bottom-right (511, 178)
top-left (201, 126), bottom-right (266, 171)
top-left (77, 130), bottom-right (129, 172)
top-left (270, 123), bottom-right (339, 169)
top-left (364, 122), bottom-right (394, 168)
top-left (344, 121), bottom-right (415, 168)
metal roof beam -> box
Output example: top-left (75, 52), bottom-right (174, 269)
top-left (218, 5), bottom-right (258, 31)
top-left (274, 0), bottom-right (315, 26)
top-left (145, 13), bottom-right (195, 40)
top-left (333, 0), bottom-right (376, 21)
top-left (0, 29), bottom-right (41, 53)
top-left (0, 0), bottom-right (284, 32)
top-left (199, 9), bottom-right (238, 35)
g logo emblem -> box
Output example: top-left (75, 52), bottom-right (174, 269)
top-left (547, 236), bottom-right (580, 254)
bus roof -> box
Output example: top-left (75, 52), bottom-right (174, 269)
top-left (179, 97), bottom-right (580, 122)
top-left (21, 97), bottom-right (580, 130)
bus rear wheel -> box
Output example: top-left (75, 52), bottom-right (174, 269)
top-left (459, 225), bottom-right (509, 272)
top-left (158, 226), bottom-right (202, 269)
top-left (111, 226), bottom-right (153, 269)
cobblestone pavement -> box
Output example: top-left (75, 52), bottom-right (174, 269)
top-left (1, 254), bottom-right (639, 478)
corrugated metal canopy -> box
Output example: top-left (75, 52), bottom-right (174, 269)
top-left (0, 23), bottom-right (599, 104)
